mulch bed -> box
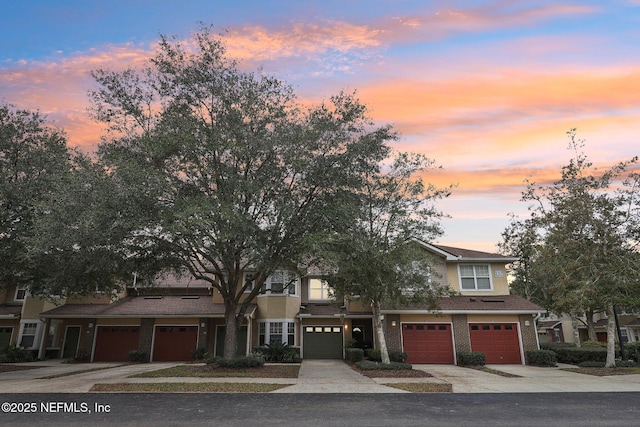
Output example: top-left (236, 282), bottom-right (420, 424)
top-left (138, 363), bottom-right (300, 378)
top-left (0, 364), bottom-right (43, 373)
top-left (346, 361), bottom-right (433, 378)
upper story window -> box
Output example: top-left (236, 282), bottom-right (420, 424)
top-left (308, 278), bottom-right (332, 300)
top-left (14, 285), bottom-right (29, 301)
top-left (266, 271), bottom-right (297, 295)
top-left (459, 264), bottom-right (492, 291)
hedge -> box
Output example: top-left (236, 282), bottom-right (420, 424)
top-left (345, 348), bottom-right (364, 362)
top-left (457, 351), bottom-right (485, 366)
top-left (526, 349), bottom-right (557, 367)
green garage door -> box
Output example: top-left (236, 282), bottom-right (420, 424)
top-left (0, 327), bottom-right (13, 348)
top-left (303, 326), bottom-right (343, 359)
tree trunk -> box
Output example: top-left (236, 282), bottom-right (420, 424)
top-left (586, 309), bottom-right (597, 342)
top-left (605, 303), bottom-right (616, 368)
top-left (571, 317), bottom-right (581, 348)
top-left (372, 301), bottom-right (390, 364)
top-left (223, 306), bottom-right (241, 360)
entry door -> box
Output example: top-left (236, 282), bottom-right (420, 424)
top-left (62, 326), bottom-right (81, 359)
top-left (0, 327), bottom-right (13, 348)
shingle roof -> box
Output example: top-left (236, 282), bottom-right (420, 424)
top-left (299, 303), bottom-right (372, 317)
top-left (0, 305), bottom-right (22, 318)
top-left (41, 296), bottom-right (256, 318)
top-left (431, 244), bottom-right (515, 261)
top-left (382, 295), bottom-right (543, 313)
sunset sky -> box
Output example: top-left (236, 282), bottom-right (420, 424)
top-left (2, 1), bottom-right (639, 252)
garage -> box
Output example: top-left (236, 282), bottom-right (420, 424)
top-left (469, 323), bottom-right (522, 364)
top-left (402, 323), bottom-right (454, 364)
top-left (93, 325), bottom-right (141, 361)
top-left (303, 325), bottom-right (343, 359)
top-left (152, 325), bottom-right (199, 361)
top-left (0, 327), bottom-right (13, 348)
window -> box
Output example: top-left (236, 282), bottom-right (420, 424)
top-left (459, 265), bottom-right (492, 290)
top-left (243, 273), bottom-right (256, 292)
top-left (14, 285), bottom-right (29, 301)
top-left (262, 271), bottom-right (297, 295)
top-left (309, 278), bottom-right (332, 300)
top-left (19, 321), bottom-right (42, 348)
top-left (259, 320), bottom-right (296, 345)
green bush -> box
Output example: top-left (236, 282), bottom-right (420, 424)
top-left (128, 350), bottom-right (147, 362)
top-left (191, 347), bottom-right (208, 360)
top-left (526, 349), bottom-right (557, 367)
top-left (578, 360), bottom-right (605, 368)
top-left (457, 352), bottom-right (485, 366)
top-left (540, 342), bottom-right (576, 351)
top-left (552, 346), bottom-right (609, 364)
top-left (389, 351), bottom-right (408, 363)
top-left (616, 359), bottom-right (638, 368)
top-left (0, 345), bottom-right (34, 363)
top-left (582, 340), bottom-right (607, 348)
top-left (355, 360), bottom-right (413, 370)
top-left (366, 348), bottom-right (381, 362)
top-left (623, 342), bottom-right (640, 362)
top-left (254, 342), bottom-right (300, 363)
top-left (345, 348), bottom-right (364, 362)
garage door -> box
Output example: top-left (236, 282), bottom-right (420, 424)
top-left (93, 326), bottom-right (141, 362)
top-left (469, 323), bottom-right (521, 364)
top-left (402, 323), bottom-right (454, 364)
top-left (303, 326), bottom-right (343, 359)
top-left (152, 325), bottom-right (199, 361)
top-left (0, 327), bottom-right (13, 348)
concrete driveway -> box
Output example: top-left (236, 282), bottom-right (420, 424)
top-left (2, 359), bottom-right (640, 393)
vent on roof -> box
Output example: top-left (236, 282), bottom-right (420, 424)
top-left (144, 296), bottom-right (162, 299)
top-left (181, 296), bottom-right (200, 299)
top-left (481, 298), bottom-right (505, 303)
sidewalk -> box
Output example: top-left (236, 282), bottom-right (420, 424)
top-left (2, 359), bottom-right (640, 393)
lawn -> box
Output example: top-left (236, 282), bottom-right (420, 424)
top-left (384, 383), bottom-right (453, 393)
top-left (130, 364), bottom-right (300, 378)
top-left (90, 382), bottom-right (289, 392)
top-left (0, 364), bottom-right (42, 373)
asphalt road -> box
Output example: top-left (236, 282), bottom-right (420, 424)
top-left (1, 392), bottom-right (638, 426)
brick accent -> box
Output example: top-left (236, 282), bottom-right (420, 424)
top-left (138, 318), bottom-right (154, 362)
top-left (519, 314), bottom-right (539, 355)
top-left (384, 314), bottom-right (402, 352)
top-left (452, 314), bottom-right (471, 354)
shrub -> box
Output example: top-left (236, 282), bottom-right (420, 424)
top-left (345, 348), bottom-right (364, 362)
top-left (457, 352), bottom-right (485, 366)
top-left (578, 360), bottom-right (605, 368)
top-left (355, 360), bottom-right (413, 370)
top-left (539, 342), bottom-right (575, 351)
top-left (526, 349), bottom-right (557, 367)
top-left (255, 342), bottom-right (300, 363)
top-left (366, 348), bottom-right (381, 362)
top-left (0, 345), bottom-right (34, 363)
top-left (623, 342), bottom-right (640, 362)
top-left (552, 346), bottom-right (609, 364)
top-left (214, 355), bottom-right (265, 368)
top-left (582, 340), bottom-right (607, 348)
top-left (616, 359), bottom-right (638, 368)
top-left (128, 350), bottom-right (147, 362)
top-left (389, 351), bottom-right (408, 363)
top-left (191, 347), bottom-right (208, 360)
top-left (344, 338), bottom-right (358, 349)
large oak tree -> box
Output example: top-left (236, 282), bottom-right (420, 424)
top-left (89, 28), bottom-right (394, 358)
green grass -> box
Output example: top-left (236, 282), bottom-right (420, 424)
top-left (90, 382), bottom-right (289, 392)
top-left (130, 364), bottom-right (299, 378)
top-left (38, 364), bottom-right (127, 379)
top-left (384, 383), bottom-right (453, 393)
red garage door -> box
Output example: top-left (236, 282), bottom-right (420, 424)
top-left (469, 323), bottom-right (521, 364)
top-left (94, 326), bottom-right (141, 362)
top-left (153, 325), bottom-right (199, 361)
top-left (402, 323), bottom-right (454, 364)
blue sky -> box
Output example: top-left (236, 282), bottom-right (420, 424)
top-left (2, 1), bottom-right (640, 251)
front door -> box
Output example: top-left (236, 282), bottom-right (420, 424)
top-left (0, 327), bottom-right (13, 348)
top-left (62, 326), bottom-right (81, 359)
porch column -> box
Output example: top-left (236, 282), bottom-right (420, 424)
top-left (37, 317), bottom-right (51, 360)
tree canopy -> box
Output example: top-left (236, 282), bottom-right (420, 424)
top-left (89, 27), bottom-right (395, 358)
top-left (500, 131), bottom-right (640, 367)
top-left (320, 152), bottom-right (452, 363)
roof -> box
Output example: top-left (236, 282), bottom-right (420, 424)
top-left (0, 305), bottom-right (22, 319)
top-left (430, 244), bottom-right (518, 262)
top-left (538, 320), bottom-right (563, 329)
top-left (624, 317), bottom-right (640, 327)
top-left (298, 303), bottom-right (372, 318)
top-left (41, 296), bottom-right (257, 319)
top-left (382, 295), bottom-right (543, 314)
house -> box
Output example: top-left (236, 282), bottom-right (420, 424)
top-left (0, 284), bottom-right (64, 359)
top-left (538, 312), bottom-right (640, 345)
top-left (37, 242), bottom-right (543, 364)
